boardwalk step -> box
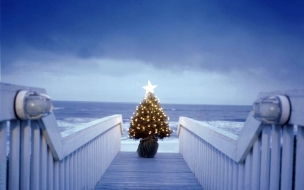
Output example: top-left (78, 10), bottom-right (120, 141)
top-left (94, 152), bottom-right (202, 190)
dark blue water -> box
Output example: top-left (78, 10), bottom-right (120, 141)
top-left (53, 100), bottom-right (250, 125)
top-left (54, 101), bottom-right (251, 122)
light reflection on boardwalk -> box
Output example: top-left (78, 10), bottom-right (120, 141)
top-left (95, 152), bottom-right (202, 190)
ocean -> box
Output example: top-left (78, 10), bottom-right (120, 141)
top-left (53, 101), bottom-right (251, 141)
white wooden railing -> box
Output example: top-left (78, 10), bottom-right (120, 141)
top-left (178, 89), bottom-right (304, 190)
top-left (0, 83), bottom-right (123, 190)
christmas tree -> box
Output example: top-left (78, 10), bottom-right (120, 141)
top-left (128, 81), bottom-right (172, 157)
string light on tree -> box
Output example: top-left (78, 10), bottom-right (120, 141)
top-left (128, 81), bottom-right (172, 157)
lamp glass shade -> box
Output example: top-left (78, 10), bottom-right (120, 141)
top-left (252, 95), bottom-right (290, 125)
top-left (25, 94), bottom-right (53, 117)
top-left (15, 90), bottom-right (53, 120)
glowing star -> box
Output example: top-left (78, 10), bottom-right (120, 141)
top-left (143, 80), bottom-right (157, 94)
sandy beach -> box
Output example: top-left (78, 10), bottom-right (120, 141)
top-left (121, 138), bottom-right (179, 153)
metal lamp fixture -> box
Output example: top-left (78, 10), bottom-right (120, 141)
top-left (252, 95), bottom-right (291, 125)
top-left (15, 90), bottom-right (53, 120)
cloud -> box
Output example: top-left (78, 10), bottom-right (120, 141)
top-left (2, 47), bottom-right (298, 105)
top-left (2, 0), bottom-right (304, 104)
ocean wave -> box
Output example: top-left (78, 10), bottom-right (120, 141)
top-left (57, 117), bottom-right (99, 132)
top-left (206, 121), bottom-right (244, 135)
top-left (53, 107), bottom-right (64, 110)
top-left (57, 116), bottom-right (244, 140)
top-left (62, 117), bottom-right (98, 123)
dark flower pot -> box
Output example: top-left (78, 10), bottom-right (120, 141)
top-left (137, 137), bottom-right (158, 158)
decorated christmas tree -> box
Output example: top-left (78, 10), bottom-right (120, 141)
top-left (128, 81), bottom-right (172, 158)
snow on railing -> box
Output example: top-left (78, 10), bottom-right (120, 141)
top-left (178, 89), bottom-right (304, 190)
top-left (0, 83), bottom-right (123, 190)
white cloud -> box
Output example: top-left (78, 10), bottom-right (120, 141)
top-left (2, 49), bottom-right (298, 105)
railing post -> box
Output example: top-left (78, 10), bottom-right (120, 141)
top-left (69, 152), bottom-right (74, 190)
top-left (295, 125), bottom-right (304, 190)
top-left (20, 120), bottom-right (31, 190)
top-left (281, 125), bottom-right (295, 190)
top-left (54, 161), bottom-right (59, 190)
top-left (260, 125), bottom-right (271, 190)
top-left (30, 121), bottom-right (41, 190)
top-left (0, 121), bottom-right (7, 190)
top-left (232, 161), bottom-right (238, 190)
top-left (237, 163), bottom-right (244, 190)
top-left (47, 148), bottom-right (54, 190)
top-left (73, 150), bottom-right (78, 190)
top-left (244, 151), bottom-right (252, 189)
top-left (251, 137), bottom-right (261, 190)
top-left (59, 159), bottom-right (65, 190)
top-left (9, 120), bottom-right (21, 190)
top-left (65, 157), bottom-right (69, 190)
top-left (216, 150), bottom-right (221, 190)
top-left (269, 125), bottom-right (282, 190)
top-left (40, 135), bottom-right (48, 189)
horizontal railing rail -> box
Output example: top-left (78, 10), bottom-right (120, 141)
top-left (0, 83), bottom-right (123, 190)
top-left (178, 89), bottom-right (304, 190)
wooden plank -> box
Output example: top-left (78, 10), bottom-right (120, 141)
top-left (206, 143), bottom-right (210, 189)
top-left (202, 139), bottom-right (207, 189)
top-left (54, 161), bottom-right (59, 190)
top-left (59, 160), bottom-right (65, 190)
top-left (237, 163), bottom-right (244, 190)
top-left (88, 142), bottom-right (93, 189)
top-left (295, 125), bottom-right (304, 190)
top-left (39, 114), bottom-right (122, 161)
top-left (216, 150), bottom-right (221, 190)
top-left (73, 151), bottom-right (78, 190)
top-left (81, 147), bottom-right (86, 190)
top-left (269, 125), bottom-right (282, 190)
top-left (97, 137), bottom-right (102, 179)
top-left (20, 120), bottom-right (31, 190)
top-left (178, 89), bottom-right (304, 168)
top-left (95, 152), bottom-right (202, 190)
top-left (236, 114), bottom-right (263, 163)
top-left (81, 146), bottom-right (86, 189)
top-left (244, 150), bottom-right (252, 189)
top-left (260, 125), bottom-right (271, 190)
top-left (30, 121), bottom-right (41, 190)
top-left (40, 134), bottom-right (47, 190)
top-left (227, 158), bottom-right (234, 190)
top-left (178, 117), bottom-right (237, 161)
top-left (69, 153), bottom-right (74, 190)
top-left (65, 157), bottom-right (69, 190)
top-left (198, 141), bottom-right (203, 186)
top-left (0, 121), bottom-right (7, 190)
top-left (9, 120), bottom-right (20, 190)
top-left (213, 147), bottom-right (218, 189)
top-left (47, 147), bottom-right (54, 190)
top-left (281, 125), bottom-right (295, 190)
top-left (62, 115), bottom-right (123, 158)
top-left (39, 113), bottom-right (63, 161)
top-left (251, 136), bottom-right (261, 190)
top-left (95, 139), bottom-right (98, 186)
top-left (224, 154), bottom-right (228, 190)
top-left (179, 114), bottom-right (263, 163)
top-left (212, 147), bottom-right (217, 190)
top-left (232, 161), bottom-right (238, 190)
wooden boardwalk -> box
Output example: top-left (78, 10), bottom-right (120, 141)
top-left (94, 152), bottom-right (203, 190)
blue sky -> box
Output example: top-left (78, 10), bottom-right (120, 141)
top-left (1, 0), bottom-right (304, 105)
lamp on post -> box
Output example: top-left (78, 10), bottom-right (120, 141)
top-left (252, 95), bottom-right (291, 125)
top-left (15, 90), bottom-right (53, 120)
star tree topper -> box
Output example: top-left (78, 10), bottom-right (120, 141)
top-left (143, 80), bottom-right (157, 94)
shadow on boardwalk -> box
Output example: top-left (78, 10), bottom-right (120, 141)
top-left (95, 152), bottom-right (202, 190)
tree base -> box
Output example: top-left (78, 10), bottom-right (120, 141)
top-left (137, 137), bottom-right (158, 158)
